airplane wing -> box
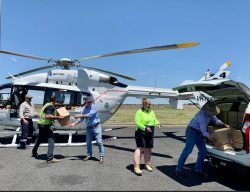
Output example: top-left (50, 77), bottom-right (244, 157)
top-left (127, 85), bottom-right (194, 109)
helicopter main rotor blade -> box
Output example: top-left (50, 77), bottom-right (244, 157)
top-left (79, 42), bottom-right (199, 62)
top-left (0, 50), bottom-right (51, 61)
top-left (84, 66), bottom-right (136, 81)
top-left (6, 65), bottom-right (53, 79)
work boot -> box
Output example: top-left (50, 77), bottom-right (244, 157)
top-left (31, 152), bottom-right (38, 158)
top-left (133, 166), bottom-right (142, 175)
top-left (46, 158), bottom-right (61, 163)
top-left (32, 149), bottom-right (38, 157)
top-left (145, 163), bottom-right (153, 172)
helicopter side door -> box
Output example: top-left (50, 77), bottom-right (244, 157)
top-left (43, 88), bottom-right (91, 129)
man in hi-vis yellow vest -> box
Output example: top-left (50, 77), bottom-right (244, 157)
top-left (32, 96), bottom-right (64, 163)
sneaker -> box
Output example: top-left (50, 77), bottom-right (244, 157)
top-left (145, 163), bottom-right (153, 172)
top-left (83, 156), bottom-right (91, 161)
top-left (99, 157), bottom-right (104, 164)
top-left (46, 158), bottom-right (61, 163)
top-left (133, 166), bottom-right (142, 175)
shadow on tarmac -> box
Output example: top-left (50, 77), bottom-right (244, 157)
top-left (33, 154), bottom-right (66, 161)
top-left (104, 144), bottom-right (173, 159)
top-left (157, 162), bottom-right (250, 190)
top-left (161, 131), bottom-right (186, 143)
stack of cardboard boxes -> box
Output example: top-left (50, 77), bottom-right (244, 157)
top-left (207, 126), bottom-right (244, 151)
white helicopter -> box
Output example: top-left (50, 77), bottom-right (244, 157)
top-left (0, 42), bottom-right (198, 134)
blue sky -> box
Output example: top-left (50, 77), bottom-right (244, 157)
top-left (1, 0), bottom-right (250, 104)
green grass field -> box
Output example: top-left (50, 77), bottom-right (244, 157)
top-left (105, 104), bottom-right (199, 125)
top-left (34, 104), bottom-right (198, 125)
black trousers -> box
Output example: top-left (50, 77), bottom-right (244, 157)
top-left (20, 118), bottom-right (34, 147)
top-left (32, 124), bottom-right (55, 161)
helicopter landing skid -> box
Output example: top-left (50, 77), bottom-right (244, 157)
top-left (0, 127), bottom-right (116, 148)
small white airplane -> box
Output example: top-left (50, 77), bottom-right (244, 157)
top-left (176, 60), bottom-right (232, 108)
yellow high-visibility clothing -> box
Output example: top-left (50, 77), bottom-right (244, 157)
top-left (135, 108), bottom-right (160, 131)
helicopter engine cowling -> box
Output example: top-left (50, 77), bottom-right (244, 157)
top-left (97, 74), bottom-right (127, 88)
top-left (82, 69), bottom-right (127, 88)
top-left (99, 75), bottom-right (116, 84)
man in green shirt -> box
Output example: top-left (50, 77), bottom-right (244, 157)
top-left (32, 96), bottom-right (64, 163)
top-left (133, 98), bottom-right (161, 175)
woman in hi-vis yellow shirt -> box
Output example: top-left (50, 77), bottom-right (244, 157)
top-left (133, 98), bottom-right (161, 176)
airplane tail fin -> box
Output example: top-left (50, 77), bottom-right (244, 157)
top-left (199, 60), bottom-right (231, 81)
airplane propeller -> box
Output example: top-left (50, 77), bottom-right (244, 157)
top-left (2, 41), bottom-right (199, 80)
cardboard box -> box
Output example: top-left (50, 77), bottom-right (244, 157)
top-left (208, 126), bottom-right (218, 135)
top-left (213, 128), bottom-right (233, 145)
top-left (209, 128), bottom-right (244, 150)
top-left (232, 129), bottom-right (244, 149)
top-left (56, 107), bottom-right (70, 126)
top-left (214, 141), bottom-right (234, 151)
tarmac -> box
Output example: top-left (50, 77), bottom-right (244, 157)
top-left (0, 125), bottom-right (249, 191)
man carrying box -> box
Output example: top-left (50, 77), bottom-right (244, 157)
top-left (32, 96), bottom-right (64, 163)
top-left (175, 102), bottom-right (230, 178)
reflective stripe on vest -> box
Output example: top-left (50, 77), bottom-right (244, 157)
top-left (38, 103), bottom-right (54, 125)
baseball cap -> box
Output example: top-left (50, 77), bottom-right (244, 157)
top-left (84, 96), bottom-right (94, 102)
